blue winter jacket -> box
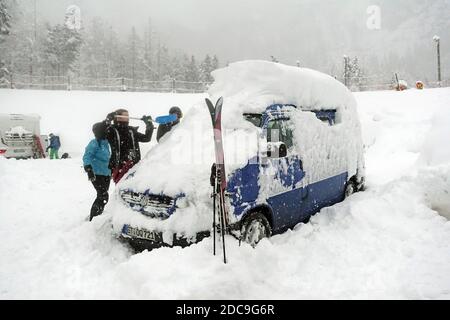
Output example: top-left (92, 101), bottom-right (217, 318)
top-left (83, 139), bottom-right (111, 176)
top-left (49, 136), bottom-right (61, 149)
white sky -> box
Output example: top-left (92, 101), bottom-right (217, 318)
top-left (23, 0), bottom-right (450, 75)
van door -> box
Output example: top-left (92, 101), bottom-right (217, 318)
top-left (261, 118), bottom-right (305, 232)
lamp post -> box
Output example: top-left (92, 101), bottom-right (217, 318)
top-left (433, 35), bottom-right (441, 86)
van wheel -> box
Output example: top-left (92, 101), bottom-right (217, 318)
top-left (345, 181), bottom-right (356, 198)
top-left (241, 212), bottom-right (272, 248)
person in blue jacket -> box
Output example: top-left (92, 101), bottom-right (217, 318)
top-left (83, 122), bottom-right (111, 221)
top-left (46, 133), bottom-right (61, 159)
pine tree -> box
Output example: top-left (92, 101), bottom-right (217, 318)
top-left (128, 26), bottom-right (138, 81)
top-left (105, 26), bottom-right (122, 78)
top-left (348, 57), bottom-right (365, 91)
top-left (185, 55), bottom-right (199, 82)
top-left (143, 18), bottom-right (154, 79)
top-left (158, 45), bottom-right (171, 80)
top-left (80, 17), bottom-right (108, 78)
top-left (211, 55), bottom-right (219, 71)
top-left (43, 24), bottom-right (82, 76)
top-left (0, 1), bottom-right (36, 76)
top-left (200, 54), bottom-right (213, 83)
top-left (170, 55), bottom-right (183, 80)
top-left (0, 0), bottom-right (11, 39)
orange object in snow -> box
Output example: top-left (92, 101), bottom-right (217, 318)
top-left (416, 81), bottom-right (424, 90)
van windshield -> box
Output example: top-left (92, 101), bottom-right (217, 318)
top-left (243, 113), bottom-right (263, 127)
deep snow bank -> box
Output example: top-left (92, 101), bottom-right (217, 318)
top-left (0, 87), bottom-right (449, 299)
top-left (357, 88), bottom-right (450, 220)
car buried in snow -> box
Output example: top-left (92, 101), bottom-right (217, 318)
top-left (110, 61), bottom-right (366, 251)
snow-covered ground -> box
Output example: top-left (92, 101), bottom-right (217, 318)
top-left (0, 89), bottom-right (203, 158)
top-left (0, 87), bottom-right (449, 299)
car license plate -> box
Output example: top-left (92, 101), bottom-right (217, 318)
top-left (14, 149), bottom-right (26, 153)
top-left (123, 225), bottom-right (158, 241)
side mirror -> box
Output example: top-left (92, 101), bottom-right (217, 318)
top-left (267, 142), bottom-right (287, 158)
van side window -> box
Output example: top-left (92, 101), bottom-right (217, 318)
top-left (312, 110), bottom-right (337, 126)
top-left (267, 119), bottom-right (294, 149)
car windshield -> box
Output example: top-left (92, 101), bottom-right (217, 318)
top-left (243, 113), bottom-right (263, 127)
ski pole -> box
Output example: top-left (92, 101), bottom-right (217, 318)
top-left (217, 168), bottom-right (227, 264)
top-left (212, 166), bottom-right (217, 256)
top-left (219, 192), bottom-right (227, 264)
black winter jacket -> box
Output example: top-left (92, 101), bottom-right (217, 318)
top-left (105, 122), bottom-right (154, 168)
top-left (156, 120), bottom-right (179, 142)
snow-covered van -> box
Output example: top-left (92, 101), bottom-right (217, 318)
top-left (0, 114), bottom-right (47, 159)
top-left (111, 61), bottom-right (365, 250)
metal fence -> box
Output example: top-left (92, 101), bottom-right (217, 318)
top-left (1, 73), bottom-right (449, 93)
top-left (335, 74), bottom-right (450, 92)
top-left (1, 74), bottom-right (211, 93)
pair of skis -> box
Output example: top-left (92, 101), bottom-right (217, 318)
top-left (205, 97), bottom-right (229, 264)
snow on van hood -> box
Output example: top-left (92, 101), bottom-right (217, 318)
top-left (112, 102), bottom-right (260, 237)
top-left (112, 60), bottom-right (363, 236)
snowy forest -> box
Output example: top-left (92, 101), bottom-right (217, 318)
top-left (0, 0), bottom-right (448, 91)
top-left (0, 0), bottom-right (219, 91)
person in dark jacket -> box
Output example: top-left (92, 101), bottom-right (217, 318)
top-left (83, 122), bottom-right (111, 221)
top-left (46, 133), bottom-right (61, 159)
top-left (156, 106), bottom-right (183, 142)
top-left (104, 108), bottom-right (154, 184)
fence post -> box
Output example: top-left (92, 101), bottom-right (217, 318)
top-left (437, 39), bottom-right (441, 87)
top-left (10, 73), bottom-right (14, 89)
top-left (172, 78), bottom-right (176, 93)
top-left (394, 73), bottom-right (400, 91)
top-left (67, 75), bottom-right (71, 91)
top-left (121, 77), bottom-right (126, 91)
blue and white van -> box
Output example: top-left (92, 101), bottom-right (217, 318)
top-left (111, 61), bottom-right (365, 250)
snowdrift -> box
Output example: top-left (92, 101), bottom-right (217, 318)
top-left (1, 85), bottom-right (449, 300)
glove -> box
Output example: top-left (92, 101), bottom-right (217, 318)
top-left (106, 111), bottom-right (117, 123)
top-left (142, 116), bottom-right (154, 130)
top-left (84, 165), bottom-right (96, 182)
top-left (210, 163), bottom-right (216, 187)
top-left (142, 115), bottom-right (153, 124)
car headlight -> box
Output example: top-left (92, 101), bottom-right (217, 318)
top-left (176, 197), bottom-right (189, 209)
